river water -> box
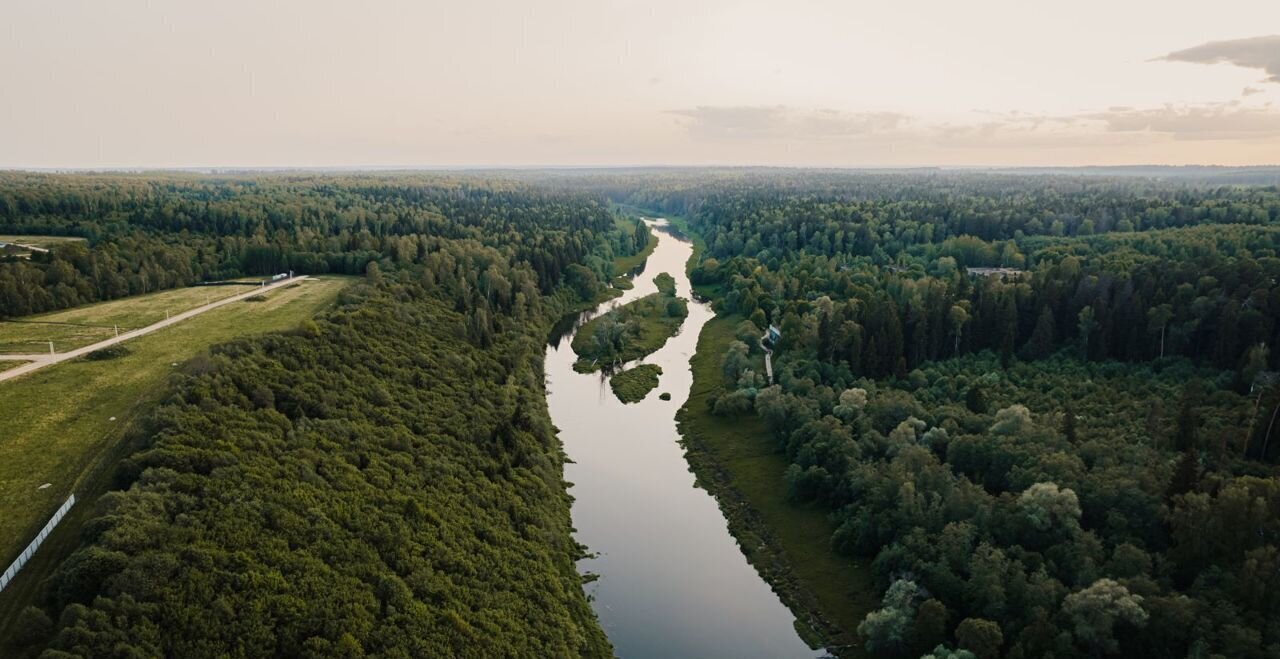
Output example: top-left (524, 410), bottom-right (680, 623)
top-left (545, 219), bottom-right (821, 658)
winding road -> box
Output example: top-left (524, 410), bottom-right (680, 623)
top-left (0, 276), bottom-right (309, 384)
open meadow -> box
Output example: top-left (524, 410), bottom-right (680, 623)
top-left (0, 235), bottom-right (87, 249)
top-left (0, 284), bottom-right (254, 353)
top-left (0, 276), bottom-right (353, 630)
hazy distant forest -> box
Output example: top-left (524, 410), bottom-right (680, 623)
top-left (2, 169), bottom-right (1279, 658)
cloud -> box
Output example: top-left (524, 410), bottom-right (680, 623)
top-left (666, 101), bottom-right (1280, 152)
top-left (668, 106), bottom-right (909, 141)
top-left (942, 102), bottom-right (1280, 144)
top-left (1159, 35), bottom-right (1280, 83)
top-left (1243, 87), bottom-right (1263, 96)
top-left (931, 114), bottom-right (1149, 150)
top-left (1084, 103), bottom-right (1280, 140)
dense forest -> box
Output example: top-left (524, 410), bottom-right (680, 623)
top-left (602, 172), bottom-right (1280, 658)
top-left (4, 174), bottom-right (645, 657)
top-left (6, 169), bottom-right (1280, 658)
top-left (0, 173), bottom-right (634, 318)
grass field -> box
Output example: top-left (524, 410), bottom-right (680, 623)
top-left (677, 314), bottom-right (877, 656)
top-left (0, 360), bottom-right (26, 373)
top-left (0, 235), bottom-right (87, 249)
top-left (0, 285), bottom-right (253, 353)
top-left (0, 276), bottom-right (352, 629)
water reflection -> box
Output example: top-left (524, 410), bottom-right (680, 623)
top-left (545, 219), bottom-right (822, 658)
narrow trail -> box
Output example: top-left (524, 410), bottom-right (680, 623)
top-left (761, 332), bottom-right (774, 384)
top-left (0, 276), bottom-right (310, 384)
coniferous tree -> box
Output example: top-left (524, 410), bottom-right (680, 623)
top-left (1022, 306), bottom-right (1056, 360)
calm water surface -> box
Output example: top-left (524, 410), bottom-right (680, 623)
top-left (546, 220), bottom-right (822, 658)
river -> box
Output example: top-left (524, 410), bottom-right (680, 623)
top-left (545, 219), bottom-right (823, 658)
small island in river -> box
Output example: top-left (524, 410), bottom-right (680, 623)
top-left (571, 272), bottom-right (688, 372)
top-left (609, 363), bottom-right (663, 403)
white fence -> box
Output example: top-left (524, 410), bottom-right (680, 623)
top-left (0, 494), bottom-right (75, 593)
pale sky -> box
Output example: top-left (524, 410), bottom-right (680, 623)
top-left (3, 0), bottom-right (1279, 168)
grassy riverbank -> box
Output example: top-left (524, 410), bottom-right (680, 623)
top-left (613, 204), bottom-right (716, 298)
top-left (618, 202), bottom-right (877, 653)
top-left (677, 320), bottom-right (878, 656)
top-left (607, 214), bottom-right (656, 291)
top-left (610, 214), bottom-right (658, 277)
top-left (609, 364), bottom-right (663, 403)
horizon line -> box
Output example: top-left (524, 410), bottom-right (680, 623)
top-left (5, 163), bottom-right (1280, 174)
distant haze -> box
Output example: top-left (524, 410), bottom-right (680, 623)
top-left (3, 0), bottom-right (1279, 168)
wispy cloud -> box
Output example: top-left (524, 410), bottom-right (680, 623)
top-left (947, 103), bottom-right (1280, 144)
top-left (669, 102), bottom-right (1280, 149)
top-left (668, 106), bottom-right (910, 141)
top-left (1083, 103), bottom-right (1280, 140)
top-left (1158, 35), bottom-right (1280, 83)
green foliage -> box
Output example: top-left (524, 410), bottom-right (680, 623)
top-left (6, 177), bottom-right (616, 658)
top-left (921, 645), bottom-right (976, 659)
top-left (634, 175), bottom-right (1280, 377)
top-left (12, 169), bottom-right (1280, 658)
top-left (676, 314), bottom-right (879, 651)
top-left (27, 290), bottom-right (609, 657)
top-left (608, 215), bottom-right (657, 277)
top-left (82, 344), bottom-right (130, 360)
top-left (609, 171), bottom-right (1280, 658)
top-left (954, 618), bottom-right (1003, 659)
top-left (609, 364), bottom-right (662, 403)
top-left (858, 579), bottom-right (921, 656)
top-left (654, 271), bottom-right (676, 295)
top-left (1062, 579), bottom-right (1148, 655)
top-left (0, 173), bottom-right (620, 319)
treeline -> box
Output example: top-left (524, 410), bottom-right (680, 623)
top-left (684, 192), bottom-right (1279, 382)
top-left (0, 173), bottom-right (624, 318)
top-left (6, 176), bottom-right (629, 658)
top-left (607, 172), bottom-right (1280, 658)
top-left (576, 168), bottom-right (1280, 244)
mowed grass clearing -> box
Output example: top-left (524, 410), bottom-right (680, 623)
top-left (0, 276), bottom-right (353, 573)
top-left (677, 314), bottom-right (877, 655)
top-left (0, 360), bottom-right (27, 373)
top-left (0, 284), bottom-right (254, 353)
top-left (0, 235), bottom-right (87, 249)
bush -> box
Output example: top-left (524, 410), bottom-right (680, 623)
top-left (83, 345), bottom-right (130, 361)
top-left (609, 364), bottom-right (662, 404)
